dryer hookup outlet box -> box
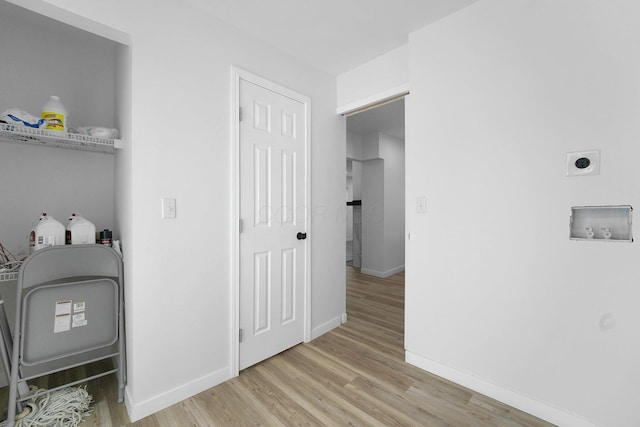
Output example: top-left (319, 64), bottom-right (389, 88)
top-left (570, 205), bottom-right (633, 242)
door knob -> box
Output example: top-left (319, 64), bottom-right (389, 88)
top-left (296, 232), bottom-right (307, 240)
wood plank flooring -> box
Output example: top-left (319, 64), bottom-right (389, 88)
top-left (2, 267), bottom-right (554, 426)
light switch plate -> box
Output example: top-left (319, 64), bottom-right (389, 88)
top-left (566, 149), bottom-right (600, 177)
top-left (416, 196), bottom-right (427, 214)
top-left (161, 198), bottom-right (176, 219)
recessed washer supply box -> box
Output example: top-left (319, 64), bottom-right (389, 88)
top-left (570, 205), bottom-right (633, 242)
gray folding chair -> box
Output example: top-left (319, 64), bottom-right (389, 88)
top-left (6, 244), bottom-right (125, 426)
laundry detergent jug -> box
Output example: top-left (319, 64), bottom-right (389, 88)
top-left (66, 213), bottom-right (96, 245)
top-left (41, 95), bottom-right (67, 132)
top-left (30, 213), bottom-right (66, 252)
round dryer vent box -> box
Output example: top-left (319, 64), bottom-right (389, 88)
top-left (566, 150), bottom-right (600, 177)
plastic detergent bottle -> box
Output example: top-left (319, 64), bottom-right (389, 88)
top-left (65, 213), bottom-right (79, 244)
top-left (30, 213), bottom-right (66, 252)
top-left (66, 213), bottom-right (96, 245)
top-left (41, 95), bottom-right (67, 132)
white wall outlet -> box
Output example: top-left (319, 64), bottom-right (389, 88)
top-left (416, 196), bottom-right (427, 214)
top-left (161, 198), bottom-right (176, 219)
top-left (566, 150), bottom-right (600, 177)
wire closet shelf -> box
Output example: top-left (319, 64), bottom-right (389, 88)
top-left (0, 123), bottom-right (123, 154)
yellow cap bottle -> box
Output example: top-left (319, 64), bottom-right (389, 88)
top-left (42, 95), bottom-right (67, 132)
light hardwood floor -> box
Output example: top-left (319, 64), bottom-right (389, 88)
top-left (2, 267), bottom-right (554, 426)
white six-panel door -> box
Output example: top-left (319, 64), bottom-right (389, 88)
top-left (238, 77), bottom-right (308, 370)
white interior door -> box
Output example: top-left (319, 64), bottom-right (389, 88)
top-left (239, 77), bottom-right (308, 370)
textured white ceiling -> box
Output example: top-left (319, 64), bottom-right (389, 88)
top-left (184, 0), bottom-right (478, 75)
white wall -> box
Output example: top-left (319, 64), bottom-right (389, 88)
top-left (0, 1), bottom-right (117, 257)
top-left (405, 1), bottom-right (640, 426)
top-left (361, 158), bottom-right (385, 274)
top-left (346, 130), bottom-right (364, 160)
top-left (351, 161), bottom-right (362, 202)
top-left (337, 45), bottom-right (409, 113)
top-left (8, 0), bottom-right (346, 422)
top-left (379, 133), bottom-right (405, 273)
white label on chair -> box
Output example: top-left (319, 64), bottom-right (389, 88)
top-left (72, 312), bottom-right (87, 328)
top-left (54, 300), bottom-right (72, 333)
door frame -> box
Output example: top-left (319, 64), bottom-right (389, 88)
top-left (230, 66), bottom-right (312, 377)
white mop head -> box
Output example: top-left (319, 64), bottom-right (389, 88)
top-left (1, 386), bottom-right (93, 427)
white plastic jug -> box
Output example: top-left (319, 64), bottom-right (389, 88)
top-left (66, 213), bottom-right (96, 245)
top-left (65, 213), bottom-right (80, 244)
top-left (41, 95), bottom-right (67, 132)
top-left (30, 213), bottom-right (66, 252)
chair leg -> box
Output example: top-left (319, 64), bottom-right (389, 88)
top-left (7, 370), bottom-right (18, 426)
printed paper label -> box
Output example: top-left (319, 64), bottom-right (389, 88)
top-left (54, 300), bottom-right (72, 333)
top-left (72, 312), bottom-right (87, 328)
top-left (73, 301), bottom-right (86, 313)
top-left (42, 111), bottom-right (65, 131)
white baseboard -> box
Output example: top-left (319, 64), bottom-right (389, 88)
top-left (405, 351), bottom-right (599, 427)
top-left (125, 366), bottom-right (230, 422)
top-left (311, 314), bottom-right (344, 340)
top-left (361, 265), bottom-right (405, 278)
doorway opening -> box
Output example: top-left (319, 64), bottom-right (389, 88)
top-left (345, 98), bottom-right (405, 278)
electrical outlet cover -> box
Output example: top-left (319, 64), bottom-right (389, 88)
top-left (161, 197), bottom-right (176, 219)
top-left (566, 149), bottom-right (600, 177)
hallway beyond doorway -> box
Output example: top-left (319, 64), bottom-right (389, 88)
top-left (346, 98), bottom-right (405, 277)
